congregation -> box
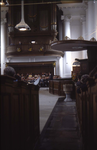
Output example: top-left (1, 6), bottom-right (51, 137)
top-left (4, 66), bottom-right (61, 87)
top-left (15, 72), bottom-right (61, 87)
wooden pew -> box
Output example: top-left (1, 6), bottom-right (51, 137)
top-left (0, 75), bottom-right (40, 150)
top-left (75, 77), bottom-right (97, 150)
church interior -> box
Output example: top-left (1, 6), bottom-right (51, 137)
top-left (0, 0), bottom-right (97, 150)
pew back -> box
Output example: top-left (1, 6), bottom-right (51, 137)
top-left (0, 75), bottom-right (40, 150)
top-left (76, 78), bottom-right (97, 150)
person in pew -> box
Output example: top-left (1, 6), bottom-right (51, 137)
top-left (14, 73), bottom-right (21, 81)
top-left (4, 66), bottom-right (21, 82)
top-left (21, 73), bottom-right (25, 81)
top-left (76, 74), bottom-right (82, 93)
top-left (25, 73), bottom-right (29, 79)
top-left (39, 76), bottom-right (45, 87)
top-left (49, 72), bottom-right (53, 80)
top-left (76, 74), bottom-right (89, 93)
top-left (44, 72), bottom-right (53, 87)
top-left (4, 66), bottom-right (16, 77)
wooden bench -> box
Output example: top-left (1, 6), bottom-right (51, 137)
top-left (75, 77), bottom-right (97, 150)
top-left (0, 75), bottom-right (40, 150)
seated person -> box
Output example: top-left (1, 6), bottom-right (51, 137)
top-left (76, 74), bottom-right (89, 93)
top-left (4, 66), bottom-right (21, 82)
top-left (4, 66), bottom-right (16, 77)
top-left (14, 73), bottom-right (21, 81)
top-left (49, 72), bottom-right (53, 80)
top-left (21, 73), bottom-right (25, 81)
top-left (39, 76), bottom-right (45, 87)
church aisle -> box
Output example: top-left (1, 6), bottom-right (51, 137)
top-left (34, 97), bottom-right (84, 150)
top-left (39, 87), bottom-right (63, 133)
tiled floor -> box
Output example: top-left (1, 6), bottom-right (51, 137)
top-left (34, 96), bottom-right (84, 150)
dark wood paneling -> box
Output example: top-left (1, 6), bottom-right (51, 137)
top-left (49, 79), bottom-right (75, 97)
top-left (0, 75), bottom-right (39, 150)
top-left (76, 78), bottom-right (97, 150)
top-left (7, 62), bottom-right (54, 76)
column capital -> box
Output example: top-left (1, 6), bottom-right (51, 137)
top-left (1, 6), bottom-right (8, 24)
top-left (64, 15), bottom-right (71, 22)
top-left (61, 15), bottom-right (71, 21)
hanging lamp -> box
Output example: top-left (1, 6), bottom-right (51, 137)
top-left (0, 0), bottom-right (5, 5)
top-left (6, 0), bottom-right (9, 6)
top-left (15, 0), bottom-right (31, 31)
top-left (0, 0), bottom-right (9, 6)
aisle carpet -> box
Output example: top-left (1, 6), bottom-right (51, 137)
top-left (34, 97), bottom-right (84, 150)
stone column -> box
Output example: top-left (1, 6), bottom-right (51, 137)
top-left (81, 15), bottom-right (86, 40)
top-left (55, 57), bottom-right (60, 75)
top-left (63, 16), bottom-right (71, 78)
top-left (86, 1), bottom-right (97, 40)
top-left (80, 15), bottom-right (87, 59)
top-left (93, 1), bottom-right (97, 40)
top-left (64, 15), bottom-right (71, 38)
top-left (63, 51), bottom-right (71, 78)
top-left (1, 7), bottom-right (8, 75)
top-left (85, 7), bottom-right (88, 40)
top-left (87, 1), bottom-right (95, 40)
top-left (59, 57), bottom-right (64, 78)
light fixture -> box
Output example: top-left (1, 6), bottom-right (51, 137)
top-left (15, 0), bottom-right (31, 31)
top-left (0, 0), bottom-right (9, 6)
top-left (0, 0), bottom-right (5, 5)
top-left (31, 40), bottom-right (36, 44)
top-left (6, 0), bottom-right (9, 6)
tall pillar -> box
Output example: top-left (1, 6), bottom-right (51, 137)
top-left (81, 15), bottom-right (86, 40)
top-left (55, 57), bottom-right (60, 75)
top-left (64, 15), bottom-right (71, 38)
top-left (85, 8), bottom-right (88, 40)
top-left (59, 57), bottom-right (64, 78)
top-left (63, 52), bottom-right (71, 78)
top-left (80, 15), bottom-right (87, 59)
top-left (87, 1), bottom-right (93, 40)
top-left (86, 1), bottom-right (97, 40)
top-left (63, 16), bottom-right (71, 78)
top-left (1, 7), bottom-right (8, 75)
top-left (93, 1), bottom-right (97, 40)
